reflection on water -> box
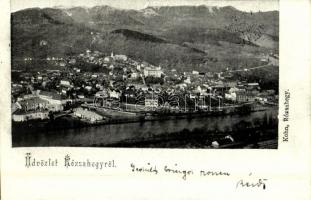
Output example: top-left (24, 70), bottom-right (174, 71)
top-left (13, 109), bottom-right (278, 147)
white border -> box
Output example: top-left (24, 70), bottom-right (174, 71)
top-left (1, 0), bottom-right (311, 199)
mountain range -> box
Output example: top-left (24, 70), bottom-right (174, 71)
top-left (11, 5), bottom-right (279, 72)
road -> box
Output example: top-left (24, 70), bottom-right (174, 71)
top-left (228, 63), bottom-right (276, 73)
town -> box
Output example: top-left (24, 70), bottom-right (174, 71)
top-left (12, 50), bottom-right (278, 126)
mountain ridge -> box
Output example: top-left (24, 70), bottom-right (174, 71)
top-left (11, 5), bottom-right (279, 72)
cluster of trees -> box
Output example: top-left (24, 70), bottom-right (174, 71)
top-left (145, 77), bottom-right (164, 85)
top-left (233, 67), bottom-right (279, 93)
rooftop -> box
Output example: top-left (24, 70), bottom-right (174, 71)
top-left (38, 90), bottom-right (62, 100)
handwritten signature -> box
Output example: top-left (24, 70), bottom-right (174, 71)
top-left (236, 178), bottom-right (267, 190)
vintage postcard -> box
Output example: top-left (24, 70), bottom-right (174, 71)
top-left (10, 0), bottom-right (279, 148)
top-left (1, 0), bottom-right (310, 199)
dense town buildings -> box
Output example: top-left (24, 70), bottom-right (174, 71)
top-left (11, 50), bottom-right (278, 122)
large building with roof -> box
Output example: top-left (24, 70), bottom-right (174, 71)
top-left (145, 94), bottom-right (159, 108)
top-left (12, 110), bottom-right (49, 122)
top-left (144, 66), bottom-right (163, 78)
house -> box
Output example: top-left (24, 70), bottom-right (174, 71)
top-left (77, 94), bottom-right (85, 99)
top-left (127, 83), bottom-right (148, 91)
top-left (256, 96), bottom-right (268, 104)
top-left (16, 97), bottom-right (49, 111)
top-left (59, 61), bottom-right (66, 67)
top-left (13, 110), bottom-right (49, 122)
top-left (236, 91), bottom-right (258, 103)
top-left (123, 89), bottom-right (137, 99)
top-left (130, 72), bottom-right (139, 79)
top-left (109, 89), bottom-right (121, 99)
top-left (69, 59), bottom-right (76, 64)
top-left (40, 40), bottom-right (48, 46)
top-left (225, 93), bottom-right (237, 101)
top-left (85, 86), bottom-right (92, 91)
top-left (60, 79), bottom-right (71, 87)
top-left (73, 107), bottom-right (103, 122)
top-left (145, 94), bottom-right (158, 108)
top-left (108, 64), bottom-right (114, 69)
top-left (225, 80), bottom-right (238, 88)
top-left (95, 84), bottom-right (104, 90)
top-left (22, 94), bottom-right (37, 100)
top-left (228, 87), bottom-right (241, 94)
top-left (211, 135), bottom-right (234, 148)
top-left (216, 72), bottom-right (223, 79)
top-left (37, 90), bottom-right (64, 111)
top-left (114, 54), bottom-right (128, 61)
top-left (144, 66), bottom-right (163, 78)
top-left (95, 90), bottom-right (109, 98)
top-left (189, 93), bottom-right (197, 99)
top-left (184, 76), bottom-right (191, 84)
top-left (104, 56), bottom-right (112, 62)
top-left (246, 83), bottom-right (260, 90)
top-left (136, 64), bottom-right (142, 71)
top-left (175, 83), bottom-right (187, 90)
top-left (205, 72), bottom-right (214, 78)
top-left (192, 86), bottom-right (208, 96)
top-left (192, 70), bottom-right (199, 75)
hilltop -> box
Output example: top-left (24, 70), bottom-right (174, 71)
top-left (11, 5), bottom-right (279, 72)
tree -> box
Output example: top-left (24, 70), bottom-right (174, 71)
top-left (48, 111), bottom-right (54, 121)
top-left (236, 104), bottom-right (252, 114)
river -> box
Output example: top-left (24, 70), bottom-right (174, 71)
top-left (12, 108), bottom-right (278, 147)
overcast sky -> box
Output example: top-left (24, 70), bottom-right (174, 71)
top-left (11, 0), bottom-right (279, 12)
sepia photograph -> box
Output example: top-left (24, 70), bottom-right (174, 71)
top-left (2, 0), bottom-right (311, 200)
top-left (11, 0), bottom-right (279, 148)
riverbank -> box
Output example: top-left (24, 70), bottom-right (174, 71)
top-left (75, 102), bottom-right (276, 126)
top-left (12, 104), bottom-right (276, 135)
top-left (92, 121), bottom-right (278, 149)
top-left (12, 108), bottom-right (278, 148)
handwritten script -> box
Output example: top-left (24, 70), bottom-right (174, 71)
top-left (23, 153), bottom-right (268, 190)
top-left (130, 162), bottom-right (231, 180)
top-left (236, 173), bottom-right (267, 190)
top-left (130, 162), bottom-right (267, 190)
